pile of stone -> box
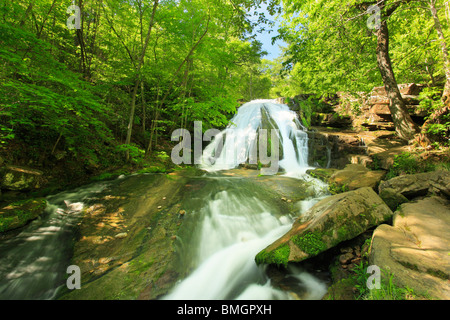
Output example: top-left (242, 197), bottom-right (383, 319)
top-left (363, 83), bottom-right (426, 131)
top-left (338, 246), bottom-right (362, 270)
top-left (256, 168), bottom-right (450, 300)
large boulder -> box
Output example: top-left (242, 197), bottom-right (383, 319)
top-left (255, 187), bottom-right (393, 266)
top-left (369, 196), bottom-right (450, 299)
top-left (378, 188), bottom-right (409, 212)
top-left (0, 165), bottom-right (45, 191)
top-left (378, 170), bottom-right (450, 199)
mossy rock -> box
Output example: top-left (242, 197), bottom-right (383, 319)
top-left (0, 198), bottom-right (47, 233)
top-left (328, 164), bottom-right (386, 193)
top-left (0, 165), bottom-right (45, 191)
top-left (323, 277), bottom-right (357, 300)
top-left (306, 168), bottom-right (338, 183)
top-left (255, 187), bottom-right (393, 266)
top-left (378, 188), bottom-right (409, 212)
top-left (255, 244), bottom-right (290, 267)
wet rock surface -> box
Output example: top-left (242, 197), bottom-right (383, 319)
top-left (59, 169), bottom-right (325, 300)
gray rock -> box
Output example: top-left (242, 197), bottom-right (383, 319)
top-left (378, 170), bottom-right (450, 199)
top-left (378, 187), bottom-right (409, 212)
top-left (255, 187), bottom-right (393, 266)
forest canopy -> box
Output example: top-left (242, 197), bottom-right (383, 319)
top-left (0, 0), bottom-right (275, 170)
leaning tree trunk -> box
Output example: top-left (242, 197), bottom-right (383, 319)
top-left (375, 16), bottom-right (419, 141)
top-left (429, 0), bottom-right (450, 105)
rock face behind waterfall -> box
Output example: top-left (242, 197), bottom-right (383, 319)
top-left (255, 187), bottom-right (393, 266)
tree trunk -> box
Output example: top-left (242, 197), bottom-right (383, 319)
top-left (146, 15), bottom-right (211, 155)
top-left (19, 2), bottom-right (34, 27)
top-left (141, 80), bottom-right (146, 133)
top-left (125, 0), bottom-right (159, 161)
top-left (37, 0), bottom-right (59, 39)
top-left (375, 11), bottom-right (419, 141)
top-left (429, 0), bottom-right (450, 105)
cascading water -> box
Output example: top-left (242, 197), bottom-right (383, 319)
top-left (164, 189), bottom-right (291, 300)
top-left (163, 182), bottom-right (327, 300)
top-left (163, 100), bottom-right (329, 300)
top-left (200, 100), bottom-right (312, 176)
top-left (0, 100), bottom-right (329, 300)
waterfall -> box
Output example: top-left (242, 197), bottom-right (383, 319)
top-left (163, 187), bottom-right (328, 300)
top-left (200, 100), bottom-right (312, 176)
top-left (163, 100), bottom-right (328, 300)
top-left (0, 100), bottom-right (328, 300)
top-left (164, 190), bottom-right (290, 300)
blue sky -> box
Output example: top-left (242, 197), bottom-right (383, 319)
top-left (252, 3), bottom-right (286, 61)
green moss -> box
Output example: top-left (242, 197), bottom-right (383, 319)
top-left (307, 168), bottom-right (337, 183)
top-left (255, 244), bottom-right (290, 267)
top-left (323, 278), bottom-right (358, 300)
top-left (328, 182), bottom-right (349, 195)
top-left (0, 216), bottom-right (18, 232)
top-left (129, 256), bottom-right (156, 275)
top-left (0, 198), bottom-right (47, 233)
top-left (337, 225), bottom-right (352, 241)
top-left (292, 231), bottom-right (327, 257)
top-left (136, 166), bottom-right (167, 174)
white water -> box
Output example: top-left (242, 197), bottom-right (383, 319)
top-left (164, 100), bottom-right (328, 300)
top-left (164, 191), bottom-right (327, 300)
top-left (164, 191), bottom-right (291, 300)
top-left (0, 100), bottom-right (329, 300)
top-left (200, 100), bottom-right (312, 176)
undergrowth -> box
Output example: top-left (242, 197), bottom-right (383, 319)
top-left (385, 151), bottom-right (450, 180)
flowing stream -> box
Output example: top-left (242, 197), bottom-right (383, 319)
top-left (0, 99), bottom-right (329, 300)
top-left (0, 183), bottom-right (108, 299)
top-left (163, 184), bottom-right (327, 300)
top-left (164, 100), bottom-right (328, 299)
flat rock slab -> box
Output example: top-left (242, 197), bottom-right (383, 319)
top-left (379, 170), bottom-right (450, 199)
top-left (328, 164), bottom-right (386, 192)
top-left (369, 196), bottom-right (450, 299)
